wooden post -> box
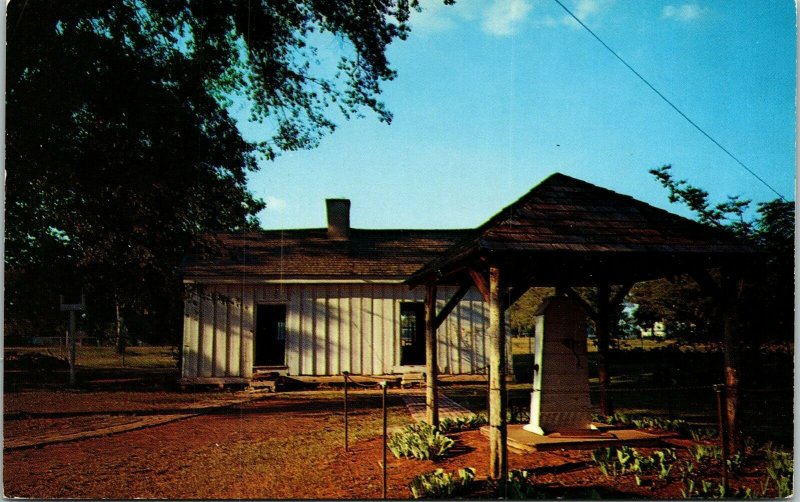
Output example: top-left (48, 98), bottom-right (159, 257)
top-left (343, 371), bottom-right (349, 452)
top-left (721, 269), bottom-right (744, 454)
top-left (487, 266), bottom-right (507, 483)
top-left (424, 282), bottom-right (439, 427)
top-left (68, 310), bottom-right (77, 386)
top-left (714, 384), bottom-right (730, 494)
top-left (595, 282), bottom-right (613, 416)
top-left (381, 380), bottom-right (388, 499)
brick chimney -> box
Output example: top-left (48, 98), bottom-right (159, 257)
top-left (326, 199), bottom-right (351, 240)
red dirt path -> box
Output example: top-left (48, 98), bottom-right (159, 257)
top-left (3, 391), bottom-right (777, 499)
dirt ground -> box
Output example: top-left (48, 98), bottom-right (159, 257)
top-left (2, 389), bottom-right (786, 499)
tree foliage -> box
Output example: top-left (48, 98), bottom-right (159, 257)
top-left (509, 288), bottom-right (555, 336)
top-left (5, 0), bottom-right (432, 343)
top-left (630, 165), bottom-right (794, 344)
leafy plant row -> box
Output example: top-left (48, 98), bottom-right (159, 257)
top-left (388, 422), bottom-right (455, 460)
top-left (409, 467), bottom-right (475, 499)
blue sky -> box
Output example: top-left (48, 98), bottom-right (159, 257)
top-left (240, 0), bottom-right (795, 230)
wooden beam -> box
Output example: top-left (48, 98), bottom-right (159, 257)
top-left (564, 287), bottom-right (599, 322)
top-left (424, 283), bottom-right (439, 427)
top-left (487, 266), bottom-right (507, 484)
top-left (434, 283), bottom-right (471, 330)
top-left (468, 268), bottom-right (490, 303)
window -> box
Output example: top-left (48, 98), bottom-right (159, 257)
top-left (400, 302), bottom-right (425, 366)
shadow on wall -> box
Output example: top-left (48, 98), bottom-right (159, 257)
top-left (186, 285), bottom-right (496, 378)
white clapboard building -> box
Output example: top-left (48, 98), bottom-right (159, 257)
top-left (180, 199), bottom-right (494, 384)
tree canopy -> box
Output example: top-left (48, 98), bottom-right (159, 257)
top-left (629, 166), bottom-right (794, 345)
top-left (5, 0), bottom-right (434, 344)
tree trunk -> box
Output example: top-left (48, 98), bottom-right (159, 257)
top-left (722, 270), bottom-right (744, 454)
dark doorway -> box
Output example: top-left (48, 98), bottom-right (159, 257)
top-left (400, 302), bottom-right (425, 366)
top-left (255, 304), bottom-right (286, 366)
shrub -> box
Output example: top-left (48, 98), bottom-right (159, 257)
top-left (438, 414), bottom-right (487, 433)
top-left (505, 469), bottom-right (538, 499)
top-left (388, 422), bottom-right (455, 460)
top-left (409, 467), bottom-right (475, 499)
top-left (763, 445), bottom-right (793, 497)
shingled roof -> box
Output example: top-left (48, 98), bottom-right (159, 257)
top-left (183, 228), bottom-right (470, 282)
top-left (408, 172), bottom-right (755, 287)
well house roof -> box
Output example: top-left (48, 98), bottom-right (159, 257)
top-left (408, 172), bottom-right (756, 287)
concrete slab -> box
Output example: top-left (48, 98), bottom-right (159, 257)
top-left (481, 424), bottom-right (680, 453)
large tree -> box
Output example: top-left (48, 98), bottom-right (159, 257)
top-left (631, 165), bottom-right (793, 452)
top-left (5, 0), bottom-right (431, 345)
top-left (631, 165), bottom-right (794, 347)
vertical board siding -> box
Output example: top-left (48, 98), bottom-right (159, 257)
top-left (301, 289), bottom-right (314, 374)
top-left (371, 289), bottom-right (382, 375)
top-left (328, 287), bottom-right (340, 375)
top-left (351, 293), bottom-right (362, 374)
top-left (199, 294), bottom-right (214, 377)
top-left (381, 285), bottom-right (394, 374)
top-left (213, 287), bottom-right (227, 377)
top-left (228, 288), bottom-right (241, 377)
top-left (286, 285), bottom-right (301, 374)
top-left (184, 283), bottom-right (492, 378)
top-left (182, 297), bottom-right (199, 378)
top-left (240, 287), bottom-right (254, 379)
top-left (340, 287), bottom-right (352, 373)
top-left (314, 287), bottom-right (327, 375)
top-left (363, 290), bottom-right (375, 375)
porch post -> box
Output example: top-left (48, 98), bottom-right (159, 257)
top-left (487, 265), bottom-right (507, 482)
top-left (425, 282), bottom-right (439, 427)
top-left (595, 282), bottom-right (614, 416)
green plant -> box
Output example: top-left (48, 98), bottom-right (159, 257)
top-left (437, 414), bottom-right (487, 433)
top-left (690, 443), bottom-right (722, 463)
top-left (689, 426), bottom-right (717, 442)
top-left (726, 451), bottom-right (744, 472)
top-left (591, 447), bottom-right (617, 477)
top-left (763, 446), bottom-right (793, 497)
top-left (388, 422), bottom-right (455, 460)
top-left (505, 469), bottom-right (538, 499)
top-left (680, 478), bottom-right (697, 498)
top-left (409, 467), bottom-right (476, 499)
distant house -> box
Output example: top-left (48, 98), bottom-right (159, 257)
top-left (640, 321), bottom-right (666, 338)
top-left (180, 199), bottom-right (493, 384)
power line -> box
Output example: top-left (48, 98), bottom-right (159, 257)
top-left (552, 0), bottom-right (787, 201)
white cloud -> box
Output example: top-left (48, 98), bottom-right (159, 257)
top-left (264, 195), bottom-right (287, 213)
top-left (409, 0), bottom-right (478, 33)
top-left (661, 3), bottom-right (709, 22)
top-left (560, 0), bottom-right (613, 29)
top-left (482, 0), bottom-right (532, 36)
top-left (532, 0), bottom-right (612, 30)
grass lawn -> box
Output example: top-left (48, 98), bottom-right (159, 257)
top-left (6, 345), bottom-right (178, 369)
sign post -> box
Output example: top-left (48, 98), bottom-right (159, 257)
top-left (59, 294), bottom-right (86, 386)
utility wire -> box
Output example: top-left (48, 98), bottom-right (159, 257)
top-left (552, 0), bottom-right (787, 201)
